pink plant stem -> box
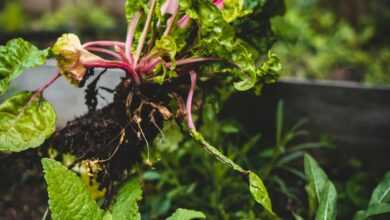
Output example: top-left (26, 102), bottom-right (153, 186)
top-left (84, 60), bottom-right (141, 84)
top-left (163, 1), bottom-right (179, 36)
top-left (139, 57), bottom-right (162, 74)
top-left (177, 15), bottom-right (190, 28)
top-left (126, 12), bottom-right (141, 63)
top-left (169, 57), bottom-right (220, 67)
top-left (114, 45), bottom-right (130, 62)
top-left (85, 47), bottom-right (122, 60)
top-left (186, 70), bottom-right (197, 130)
top-left (134, 0), bottom-right (157, 65)
top-left (82, 41), bottom-right (126, 48)
top-left (34, 72), bottom-right (61, 96)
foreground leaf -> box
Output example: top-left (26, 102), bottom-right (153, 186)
top-left (249, 171), bottom-right (275, 216)
top-left (42, 158), bottom-right (104, 220)
top-left (304, 154), bottom-right (328, 201)
top-left (111, 178), bottom-right (143, 220)
top-left (166, 208), bottom-right (206, 220)
top-left (0, 92), bottom-right (56, 152)
top-left (0, 38), bottom-right (48, 94)
top-left (315, 181), bottom-right (337, 220)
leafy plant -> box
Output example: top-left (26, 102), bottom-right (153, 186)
top-left (42, 158), bottom-right (204, 220)
top-left (0, 0), bottom-right (285, 219)
top-left (354, 172), bottom-right (390, 220)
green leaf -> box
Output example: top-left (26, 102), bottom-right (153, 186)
top-left (187, 0), bottom-right (280, 91)
top-left (42, 158), bottom-right (104, 220)
top-left (0, 92), bottom-right (56, 152)
top-left (0, 38), bottom-right (48, 94)
top-left (153, 35), bottom-right (178, 64)
top-left (154, 121), bottom-right (183, 152)
top-left (111, 178), bottom-right (143, 220)
top-left (369, 173), bottom-right (390, 205)
top-left (304, 154), bottom-right (329, 201)
top-left (166, 208), bottom-right (206, 220)
top-left (221, 0), bottom-right (266, 22)
top-left (355, 173), bottom-right (390, 219)
top-left (249, 171), bottom-right (275, 216)
top-left (191, 130), bottom-right (246, 173)
top-left (315, 181), bottom-right (337, 220)
top-left (366, 203), bottom-right (390, 217)
top-left (125, 0), bottom-right (148, 21)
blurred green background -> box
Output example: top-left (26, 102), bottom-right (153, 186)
top-left (0, 0), bottom-right (389, 85)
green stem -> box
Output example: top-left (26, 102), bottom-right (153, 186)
top-left (190, 129), bottom-right (249, 175)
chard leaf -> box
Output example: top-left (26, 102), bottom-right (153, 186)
top-left (111, 178), bottom-right (143, 220)
top-left (42, 158), bottom-right (104, 220)
top-left (221, 0), bottom-right (265, 22)
top-left (166, 208), bottom-right (206, 220)
top-left (315, 181), bottom-right (337, 220)
top-left (0, 38), bottom-right (48, 94)
top-left (0, 92), bottom-right (56, 152)
top-left (154, 35), bottom-right (178, 62)
top-left (188, 0), bottom-right (280, 91)
top-left (249, 171), bottom-right (276, 217)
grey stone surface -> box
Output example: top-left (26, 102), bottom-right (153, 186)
top-left (4, 61), bottom-right (124, 127)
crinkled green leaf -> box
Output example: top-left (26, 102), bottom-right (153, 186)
top-left (315, 181), bottom-right (337, 220)
top-left (166, 208), bottom-right (206, 220)
top-left (0, 38), bottom-right (48, 95)
top-left (0, 92), bottom-right (56, 152)
top-left (249, 171), bottom-right (275, 216)
top-left (154, 35), bottom-right (178, 63)
top-left (234, 0), bottom-right (285, 53)
top-left (111, 178), bottom-right (143, 220)
top-left (304, 154), bottom-right (329, 201)
top-left (221, 0), bottom-right (266, 22)
top-left (42, 158), bottom-right (104, 220)
top-left (186, 0), bottom-right (280, 91)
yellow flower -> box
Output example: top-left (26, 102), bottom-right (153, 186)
top-left (52, 34), bottom-right (102, 86)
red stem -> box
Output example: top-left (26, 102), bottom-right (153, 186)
top-left (85, 47), bottom-right (122, 60)
top-left (126, 12), bottom-right (141, 63)
top-left (168, 57), bottom-right (220, 67)
top-left (36, 72), bottom-right (61, 94)
top-left (186, 70), bottom-right (197, 130)
top-left (135, 0), bottom-right (157, 65)
top-left (83, 60), bottom-right (141, 85)
top-left (82, 41), bottom-right (126, 48)
top-left (114, 45), bottom-right (131, 63)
